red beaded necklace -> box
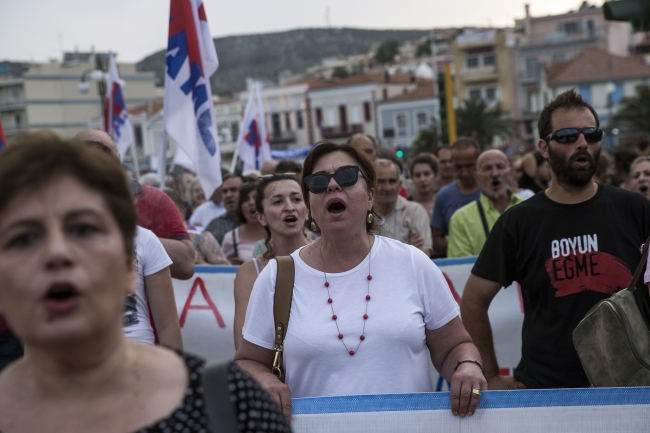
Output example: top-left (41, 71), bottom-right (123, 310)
top-left (319, 236), bottom-right (372, 356)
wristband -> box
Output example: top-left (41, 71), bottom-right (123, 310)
top-left (454, 360), bottom-right (486, 378)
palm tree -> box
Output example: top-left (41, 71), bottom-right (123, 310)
top-left (455, 98), bottom-right (515, 149)
top-left (611, 84), bottom-right (650, 133)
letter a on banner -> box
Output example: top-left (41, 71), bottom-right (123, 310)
top-left (179, 277), bottom-right (226, 328)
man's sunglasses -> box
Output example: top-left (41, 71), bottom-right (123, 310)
top-left (304, 165), bottom-right (364, 194)
top-left (545, 127), bottom-right (603, 144)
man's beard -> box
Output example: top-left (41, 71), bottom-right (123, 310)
top-left (547, 144), bottom-right (600, 189)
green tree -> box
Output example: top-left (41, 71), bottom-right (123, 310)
top-left (331, 66), bottom-right (349, 79)
top-left (412, 118), bottom-right (447, 155)
top-left (455, 98), bottom-right (515, 149)
top-left (416, 40), bottom-right (431, 57)
top-left (374, 40), bottom-right (399, 64)
top-left (611, 84), bottom-right (650, 133)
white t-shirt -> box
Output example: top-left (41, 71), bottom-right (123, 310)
top-left (242, 235), bottom-right (459, 398)
top-left (123, 226), bottom-right (173, 345)
top-left (189, 200), bottom-right (226, 229)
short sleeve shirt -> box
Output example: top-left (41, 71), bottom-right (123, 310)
top-left (135, 184), bottom-right (190, 241)
top-left (379, 196), bottom-right (432, 251)
top-left (430, 182), bottom-right (482, 233)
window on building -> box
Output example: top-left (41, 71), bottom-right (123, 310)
top-left (466, 56), bottom-right (480, 68)
top-left (382, 88), bottom-right (388, 100)
top-left (611, 82), bottom-right (624, 105)
top-left (272, 113), bottom-right (281, 137)
top-left (525, 122), bottom-right (533, 135)
top-left (543, 92), bottom-right (549, 105)
top-left (14, 113), bottom-right (21, 128)
top-left (486, 87), bottom-right (497, 101)
top-left (326, 108), bottom-right (335, 127)
top-left (363, 102), bottom-right (372, 122)
top-left (551, 53), bottom-right (565, 62)
top-left (559, 21), bottom-right (581, 34)
top-left (134, 125), bottom-right (143, 149)
top-left (396, 113), bottom-right (408, 136)
top-left (230, 122), bottom-right (239, 142)
top-left (469, 89), bottom-right (482, 100)
top-left (351, 106), bottom-right (360, 124)
top-left (285, 112), bottom-right (292, 131)
top-left (578, 85), bottom-right (592, 104)
top-left (483, 53), bottom-right (496, 66)
top-left (315, 108), bottom-right (323, 126)
top-left (416, 111), bottom-right (428, 130)
top-left (586, 19), bottom-right (595, 35)
top-left (525, 57), bottom-right (539, 79)
top-left (296, 110), bottom-right (303, 129)
top-left (383, 129), bottom-right (395, 138)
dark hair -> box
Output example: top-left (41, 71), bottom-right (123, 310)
top-left (275, 159), bottom-right (302, 175)
top-left (538, 88), bottom-right (600, 140)
top-left (222, 173), bottom-right (246, 185)
top-left (436, 145), bottom-right (452, 157)
top-left (451, 137), bottom-right (480, 154)
top-left (0, 134), bottom-right (136, 261)
top-left (163, 187), bottom-right (187, 219)
top-left (532, 150), bottom-right (545, 167)
top-left (235, 182), bottom-right (258, 223)
top-left (254, 174), bottom-right (302, 261)
top-left (614, 145), bottom-right (641, 175)
top-left (301, 140), bottom-right (380, 234)
top-left (409, 153), bottom-right (439, 176)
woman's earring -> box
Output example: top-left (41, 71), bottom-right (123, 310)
top-left (311, 220), bottom-right (318, 231)
top-left (367, 212), bottom-right (373, 224)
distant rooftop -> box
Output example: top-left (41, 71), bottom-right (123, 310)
top-left (545, 46), bottom-right (650, 85)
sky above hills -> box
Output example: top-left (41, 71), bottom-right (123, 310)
top-left (1, 0), bottom-right (593, 63)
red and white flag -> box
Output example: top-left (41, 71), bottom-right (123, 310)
top-left (164, 0), bottom-right (222, 199)
top-left (104, 53), bottom-right (134, 160)
top-left (236, 83), bottom-right (272, 171)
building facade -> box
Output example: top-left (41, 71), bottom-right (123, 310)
top-left (376, 83), bottom-right (438, 150)
top-left (0, 52), bottom-right (157, 140)
top-left (513, 3), bottom-right (632, 144)
top-left (306, 72), bottom-right (423, 146)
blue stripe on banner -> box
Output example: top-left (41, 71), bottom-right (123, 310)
top-left (194, 265), bottom-right (238, 273)
top-left (433, 256), bottom-right (477, 267)
top-left (292, 388), bottom-right (650, 415)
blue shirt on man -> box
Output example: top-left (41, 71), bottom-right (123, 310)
top-left (431, 182), bottom-right (482, 233)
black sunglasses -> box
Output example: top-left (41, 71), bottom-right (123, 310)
top-left (545, 127), bottom-right (603, 144)
top-left (304, 165), bottom-right (364, 194)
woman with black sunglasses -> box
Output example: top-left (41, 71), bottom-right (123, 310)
top-left (235, 141), bottom-right (487, 422)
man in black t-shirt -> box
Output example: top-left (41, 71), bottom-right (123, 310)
top-left (460, 89), bottom-right (650, 389)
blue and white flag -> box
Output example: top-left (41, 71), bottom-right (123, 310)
top-left (164, 0), bottom-right (222, 199)
top-left (236, 84), bottom-right (272, 171)
top-left (105, 53), bottom-right (134, 160)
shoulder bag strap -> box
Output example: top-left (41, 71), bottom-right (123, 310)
top-left (232, 229), bottom-right (239, 259)
top-left (627, 235), bottom-right (650, 293)
top-left (202, 361), bottom-right (238, 433)
top-left (272, 255), bottom-right (295, 383)
top-left (475, 198), bottom-right (490, 239)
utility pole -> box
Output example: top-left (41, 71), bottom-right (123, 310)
top-left (430, 29), bottom-right (441, 146)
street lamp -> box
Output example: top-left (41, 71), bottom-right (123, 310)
top-left (77, 55), bottom-right (107, 126)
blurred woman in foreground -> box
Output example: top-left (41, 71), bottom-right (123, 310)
top-left (0, 137), bottom-right (288, 432)
top-left (233, 174), bottom-right (309, 349)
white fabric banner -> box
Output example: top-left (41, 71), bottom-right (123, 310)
top-left (235, 84), bottom-right (273, 171)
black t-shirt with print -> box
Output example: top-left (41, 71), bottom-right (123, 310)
top-left (472, 184), bottom-right (650, 389)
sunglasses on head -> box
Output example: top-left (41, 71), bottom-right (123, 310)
top-left (304, 165), bottom-right (364, 194)
top-left (545, 127), bottom-right (603, 144)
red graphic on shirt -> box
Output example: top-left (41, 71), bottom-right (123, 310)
top-left (545, 251), bottom-right (632, 297)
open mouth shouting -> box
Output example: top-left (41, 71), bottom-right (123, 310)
top-left (327, 198), bottom-right (347, 215)
top-left (283, 214), bottom-right (299, 226)
top-left (43, 283), bottom-right (80, 313)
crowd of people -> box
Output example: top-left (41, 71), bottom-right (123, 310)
top-left (0, 88), bottom-right (649, 431)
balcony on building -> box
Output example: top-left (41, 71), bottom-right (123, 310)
top-left (269, 130), bottom-right (297, 147)
top-left (519, 28), bottom-right (606, 49)
top-left (321, 124), bottom-right (364, 139)
top-left (456, 30), bottom-right (497, 49)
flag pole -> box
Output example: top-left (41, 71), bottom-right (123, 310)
top-left (158, 130), bottom-right (167, 187)
top-left (229, 141), bottom-right (240, 173)
top-left (130, 143), bottom-right (141, 179)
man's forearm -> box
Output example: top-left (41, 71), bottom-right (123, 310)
top-left (159, 238), bottom-right (195, 280)
top-left (460, 295), bottom-right (500, 377)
